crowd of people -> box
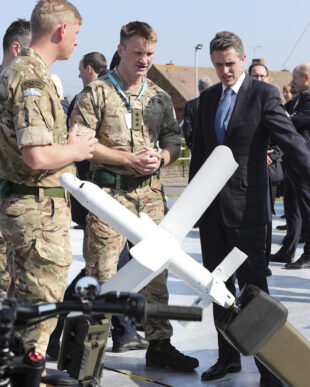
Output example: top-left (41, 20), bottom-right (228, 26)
top-left (0, 1), bottom-right (309, 387)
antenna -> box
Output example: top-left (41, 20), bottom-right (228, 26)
top-left (281, 21), bottom-right (310, 70)
top-left (249, 45), bottom-right (263, 58)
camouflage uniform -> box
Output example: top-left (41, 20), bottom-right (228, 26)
top-left (0, 48), bottom-right (75, 355)
top-left (0, 232), bottom-right (9, 297)
top-left (0, 64), bottom-right (9, 297)
top-left (70, 68), bottom-right (182, 340)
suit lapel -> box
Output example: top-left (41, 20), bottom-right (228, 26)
top-left (209, 84), bottom-right (222, 146)
top-left (224, 75), bottom-right (252, 143)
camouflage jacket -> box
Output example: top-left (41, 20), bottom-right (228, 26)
top-left (0, 47), bottom-right (75, 186)
top-left (70, 68), bottom-right (181, 176)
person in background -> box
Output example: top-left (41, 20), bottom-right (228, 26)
top-left (109, 50), bottom-right (121, 71)
top-left (248, 60), bottom-right (283, 277)
top-left (182, 76), bottom-right (212, 149)
top-left (271, 63), bottom-right (310, 269)
top-left (51, 72), bottom-right (70, 114)
top-left (69, 52), bottom-right (108, 230)
top-left (0, 18), bottom-right (31, 297)
top-left (282, 84), bottom-right (293, 103)
top-left (248, 61), bottom-right (269, 82)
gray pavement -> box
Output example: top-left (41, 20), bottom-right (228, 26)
top-left (163, 182), bottom-right (187, 196)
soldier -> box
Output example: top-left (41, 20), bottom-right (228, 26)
top-left (0, 0), bottom-right (97, 356)
top-left (0, 19), bottom-right (31, 297)
top-left (47, 51), bottom-right (148, 360)
top-left (1, 18), bottom-right (30, 69)
top-left (70, 21), bottom-right (199, 371)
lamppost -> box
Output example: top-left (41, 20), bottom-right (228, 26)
top-left (195, 44), bottom-right (203, 97)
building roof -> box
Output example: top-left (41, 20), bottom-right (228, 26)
top-left (148, 64), bottom-right (292, 122)
top-left (148, 64), bottom-right (217, 102)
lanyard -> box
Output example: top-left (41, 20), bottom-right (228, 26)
top-left (107, 73), bottom-right (147, 111)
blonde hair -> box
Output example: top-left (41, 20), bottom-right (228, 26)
top-left (31, 0), bottom-right (82, 37)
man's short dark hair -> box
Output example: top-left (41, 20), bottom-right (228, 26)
top-left (120, 21), bottom-right (157, 45)
top-left (3, 18), bottom-right (31, 52)
top-left (110, 50), bottom-right (120, 70)
top-left (82, 52), bottom-right (107, 74)
top-left (210, 31), bottom-right (244, 59)
top-left (248, 60), bottom-right (269, 77)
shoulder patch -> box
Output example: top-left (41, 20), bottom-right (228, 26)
top-left (23, 88), bottom-right (42, 97)
top-left (21, 79), bottom-right (45, 92)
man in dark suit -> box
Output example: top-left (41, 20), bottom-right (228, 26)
top-left (182, 76), bottom-right (212, 149)
top-left (271, 63), bottom-right (310, 269)
top-left (189, 31), bottom-right (310, 386)
top-left (248, 60), bottom-right (283, 277)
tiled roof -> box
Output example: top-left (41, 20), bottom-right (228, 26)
top-left (148, 64), bottom-right (292, 103)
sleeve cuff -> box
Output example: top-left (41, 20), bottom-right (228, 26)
top-left (17, 126), bottom-right (54, 148)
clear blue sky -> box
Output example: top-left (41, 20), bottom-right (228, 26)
top-left (1, 0), bottom-right (310, 98)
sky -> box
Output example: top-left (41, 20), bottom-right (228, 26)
top-left (0, 0), bottom-right (310, 98)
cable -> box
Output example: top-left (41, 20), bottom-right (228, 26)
top-left (281, 21), bottom-right (310, 69)
top-left (104, 366), bottom-right (174, 386)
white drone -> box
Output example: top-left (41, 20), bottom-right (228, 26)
top-left (60, 146), bottom-right (247, 320)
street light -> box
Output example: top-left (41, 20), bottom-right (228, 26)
top-left (195, 44), bottom-right (203, 97)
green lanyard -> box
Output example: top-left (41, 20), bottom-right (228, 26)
top-left (107, 73), bottom-right (147, 112)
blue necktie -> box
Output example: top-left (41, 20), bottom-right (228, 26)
top-left (215, 88), bottom-right (233, 144)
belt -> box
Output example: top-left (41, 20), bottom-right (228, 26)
top-left (92, 169), bottom-right (156, 190)
top-left (10, 182), bottom-right (67, 198)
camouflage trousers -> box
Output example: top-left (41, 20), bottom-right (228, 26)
top-left (0, 232), bottom-right (9, 297)
top-left (83, 179), bottom-right (173, 340)
top-left (0, 194), bottom-right (72, 355)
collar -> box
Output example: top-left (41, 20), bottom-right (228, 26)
top-left (300, 89), bottom-right (310, 97)
top-left (222, 71), bottom-right (245, 95)
top-left (112, 67), bottom-right (146, 95)
top-left (20, 47), bottom-right (50, 74)
top-left (111, 67), bottom-right (129, 91)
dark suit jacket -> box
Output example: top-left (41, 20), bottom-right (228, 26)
top-left (189, 74), bottom-right (310, 229)
top-left (291, 90), bottom-right (310, 143)
top-left (182, 97), bottom-right (199, 149)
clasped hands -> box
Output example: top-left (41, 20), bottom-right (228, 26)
top-left (131, 147), bottom-right (162, 175)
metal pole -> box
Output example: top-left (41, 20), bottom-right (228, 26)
top-left (195, 48), bottom-right (198, 98)
top-left (194, 44), bottom-right (203, 98)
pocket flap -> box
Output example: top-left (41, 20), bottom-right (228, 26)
top-left (5, 206), bottom-right (26, 217)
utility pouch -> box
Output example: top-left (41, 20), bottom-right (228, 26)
top-left (58, 314), bottom-right (110, 384)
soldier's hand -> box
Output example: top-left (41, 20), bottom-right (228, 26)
top-left (131, 147), bottom-right (161, 175)
top-left (68, 124), bottom-right (98, 161)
